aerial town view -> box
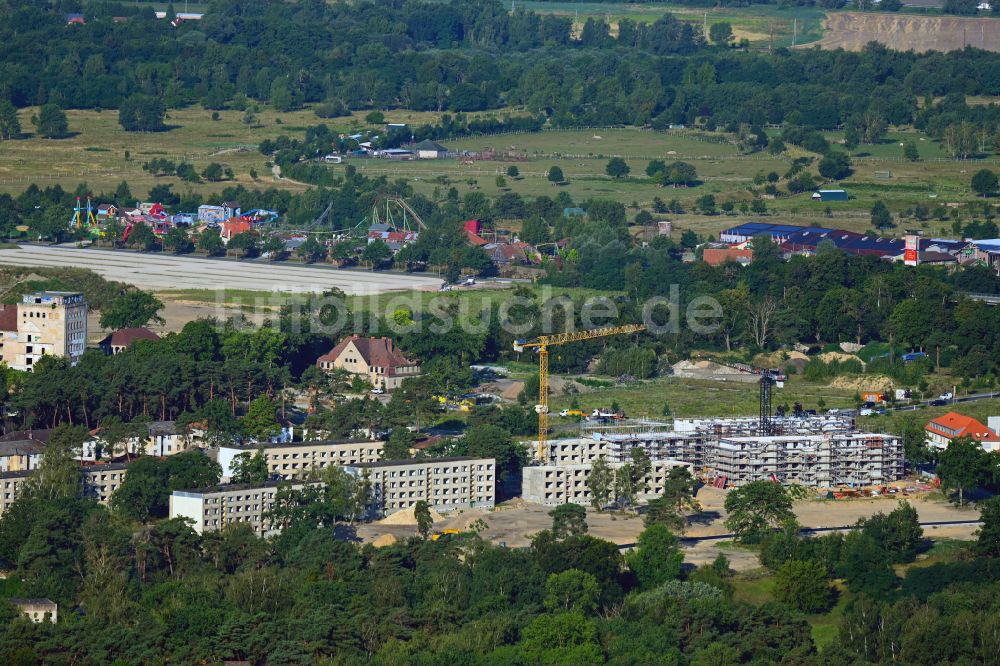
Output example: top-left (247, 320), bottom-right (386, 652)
top-left (2, 0), bottom-right (1000, 663)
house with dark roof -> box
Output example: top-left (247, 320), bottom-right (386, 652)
top-left (99, 327), bottom-right (160, 355)
top-left (413, 139), bottom-right (449, 159)
top-left (316, 335), bottom-right (420, 391)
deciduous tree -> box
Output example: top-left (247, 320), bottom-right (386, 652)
top-left (724, 480), bottom-right (795, 543)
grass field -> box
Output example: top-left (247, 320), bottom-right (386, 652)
top-left (549, 375), bottom-right (859, 418)
top-left (157, 283), bottom-right (619, 317)
top-left (0, 105), bottom-right (443, 197)
top-left (2, 102), bottom-right (994, 243)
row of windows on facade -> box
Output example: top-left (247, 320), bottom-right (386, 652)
top-left (206, 505), bottom-right (268, 515)
top-left (383, 464), bottom-right (483, 477)
top-left (386, 497), bottom-right (489, 509)
top-left (206, 493), bottom-right (276, 504)
top-left (208, 516), bottom-right (270, 528)
top-left (268, 449), bottom-right (377, 460)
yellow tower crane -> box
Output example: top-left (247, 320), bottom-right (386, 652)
top-left (513, 324), bottom-right (646, 462)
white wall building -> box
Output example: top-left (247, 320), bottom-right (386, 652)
top-left (523, 459), bottom-right (692, 506)
top-left (345, 457), bottom-right (495, 516)
top-left (170, 481), bottom-right (312, 535)
top-left (218, 439), bottom-right (384, 481)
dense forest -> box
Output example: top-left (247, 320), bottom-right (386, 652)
top-left (2, 0), bottom-right (1000, 135)
top-left (0, 475), bottom-right (998, 664)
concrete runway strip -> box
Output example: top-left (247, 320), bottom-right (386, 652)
top-left (0, 244), bottom-right (443, 295)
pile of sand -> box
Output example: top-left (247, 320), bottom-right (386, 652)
top-left (440, 511), bottom-right (489, 532)
top-left (828, 375), bottom-right (894, 392)
top-left (753, 351), bottom-right (809, 367)
top-left (819, 351), bottom-right (865, 367)
top-left (371, 533), bottom-right (398, 548)
top-left (377, 504), bottom-right (446, 526)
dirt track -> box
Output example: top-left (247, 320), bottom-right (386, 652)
top-left (811, 12), bottom-right (1000, 53)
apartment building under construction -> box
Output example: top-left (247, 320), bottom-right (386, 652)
top-left (528, 415), bottom-right (903, 498)
top-left (714, 433), bottom-right (904, 488)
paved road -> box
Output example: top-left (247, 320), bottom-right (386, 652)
top-left (0, 244), bottom-right (443, 295)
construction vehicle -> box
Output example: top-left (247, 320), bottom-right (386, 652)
top-left (430, 528), bottom-right (461, 541)
top-left (559, 409), bottom-right (585, 417)
top-left (514, 324), bottom-right (646, 461)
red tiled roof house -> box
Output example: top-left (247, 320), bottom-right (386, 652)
top-left (925, 411), bottom-right (1000, 453)
top-left (316, 335), bottom-right (420, 391)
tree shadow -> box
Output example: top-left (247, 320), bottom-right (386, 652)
top-left (37, 131), bottom-right (81, 140)
top-left (333, 523), bottom-right (361, 543)
top-left (687, 510), bottom-right (722, 526)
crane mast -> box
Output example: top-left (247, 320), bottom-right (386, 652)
top-left (514, 324), bottom-right (646, 462)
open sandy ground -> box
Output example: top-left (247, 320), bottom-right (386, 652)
top-left (355, 486), bottom-right (980, 571)
top-left (812, 12), bottom-right (1000, 53)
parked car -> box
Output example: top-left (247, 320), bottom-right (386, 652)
top-left (859, 408), bottom-right (874, 416)
top-left (939, 392), bottom-right (953, 400)
top-left (370, 387), bottom-right (385, 395)
top-left (929, 399), bottom-right (947, 406)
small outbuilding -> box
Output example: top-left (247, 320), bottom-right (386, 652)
top-left (812, 189), bottom-right (848, 202)
top-left (99, 327), bottom-right (160, 355)
top-left (10, 598), bottom-right (57, 623)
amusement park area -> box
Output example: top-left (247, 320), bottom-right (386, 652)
top-left (61, 192), bottom-right (436, 264)
top-left (54, 188), bottom-right (548, 282)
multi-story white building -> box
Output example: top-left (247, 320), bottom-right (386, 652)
top-left (170, 481), bottom-right (312, 535)
top-left (713, 433), bottom-right (903, 488)
top-left (533, 413), bottom-right (902, 495)
top-left (522, 458), bottom-right (692, 506)
top-left (345, 456), bottom-right (495, 516)
top-left (218, 439), bottom-right (384, 481)
top-left (0, 291), bottom-right (88, 371)
top-left (0, 463), bottom-right (128, 515)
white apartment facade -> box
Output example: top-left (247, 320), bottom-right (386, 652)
top-left (170, 481), bottom-right (312, 535)
top-left (218, 439), bottom-right (384, 481)
top-left (0, 463), bottom-right (128, 515)
top-left (345, 456), bottom-right (495, 516)
top-left (522, 458), bottom-right (692, 506)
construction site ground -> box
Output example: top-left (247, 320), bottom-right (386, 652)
top-left (354, 486), bottom-right (980, 571)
